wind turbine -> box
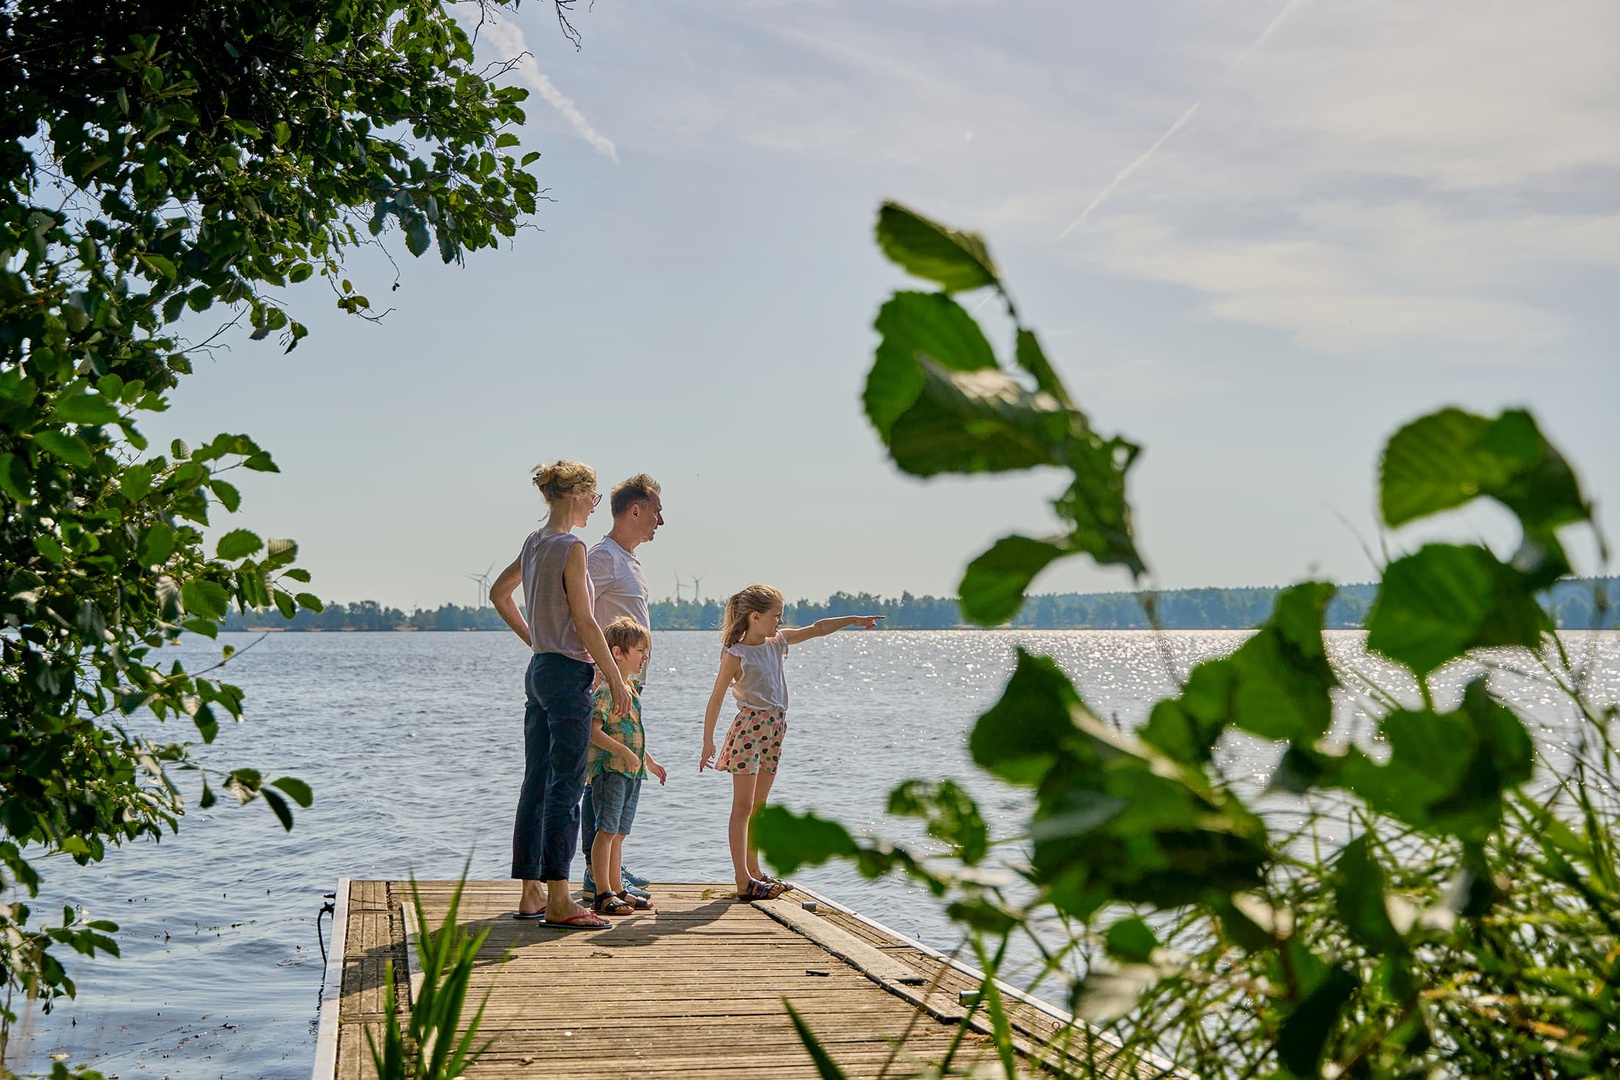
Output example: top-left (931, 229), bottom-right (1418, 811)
top-left (690, 573), bottom-right (705, 605)
top-left (672, 569), bottom-right (685, 604)
top-left (465, 561), bottom-right (494, 608)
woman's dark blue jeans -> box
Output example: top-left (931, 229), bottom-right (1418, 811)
top-left (511, 652), bottom-right (594, 882)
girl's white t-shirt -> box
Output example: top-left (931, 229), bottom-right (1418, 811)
top-left (727, 633), bottom-right (788, 711)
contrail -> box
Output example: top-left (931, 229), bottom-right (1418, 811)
top-left (1055, 0), bottom-right (1304, 240)
top-left (477, 16), bottom-right (619, 163)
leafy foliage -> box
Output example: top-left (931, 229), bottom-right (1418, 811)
top-left (759, 202), bottom-right (1617, 1078)
top-left (367, 875), bottom-right (497, 1080)
top-left (0, 0), bottom-right (547, 1050)
top-left (864, 201), bottom-right (1145, 623)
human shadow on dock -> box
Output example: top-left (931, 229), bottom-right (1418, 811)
top-left (457, 896), bottom-right (741, 967)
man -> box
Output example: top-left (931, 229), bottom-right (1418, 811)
top-left (583, 474), bottom-right (663, 898)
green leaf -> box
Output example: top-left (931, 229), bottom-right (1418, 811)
top-left (886, 780), bottom-right (988, 864)
top-left (264, 537), bottom-right (299, 567)
top-left (1104, 916), bottom-right (1159, 964)
top-left (751, 806), bottom-right (858, 875)
top-left (1366, 544), bottom-right (1549, 678)
top-left (1382, 407), bottom-right (1589, 535)
top-left (959, 534), bottom-right (1070, 626)
top-left (274, 589), bottom-right (297, 619)
top-left (874, 201), bottom-right (998, 293)
top-left (1332, 836), bottom-right (1404, 955)
top-left (121, 464), bottom-right (154, 501)
top-left (180, 579), bottom-right (229, 619)
top-left (34, 533), bottom-right (65, 563)
top-left (1335, 680), bottom-right (1532, 840)
top-left (34, 430), bottom-right (93, 467)
top-left (865, 291), bottom-right (996, 437)
top-left (1277, 966), bottom-right (1358, 1077)
top-left (1014, 328), bottom-right (1072, 407)
top-left (262, 787), bottom-right (295, 831)
top-left (138, 522), bottom-right (176, 566)
top-left (295, 592), bottom-right (324, 612)
top-left (270, 776), bottom-right (314, 808)
top-left (56, 389), bottom-right (120, 425)
top-left (1142, 582), bottom-right (1338, 761)
top-left (886, 360), bottom-right (1072, 477)
top-left (405, 219), bottom-right (431, 257)
top-left (969, 649), bottom-right (1085, 784)
top-left (211, 479), bottom-right (241, 512)
top-left (215, 529), bottom-right (263, 560)
top-left (192, 701), bottom-right (219, 742)
top-left (0, 453), bottom-right (29, 502)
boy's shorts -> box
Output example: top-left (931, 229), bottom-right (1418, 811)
top-left (590, 772), bottom-right (642, 835)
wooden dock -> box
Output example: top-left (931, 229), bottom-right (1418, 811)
top-left (314, 879), bottom-right (1147, 1079)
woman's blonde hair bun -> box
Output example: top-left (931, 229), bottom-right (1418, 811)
top-left (530, 460), bottom-right (597, 504)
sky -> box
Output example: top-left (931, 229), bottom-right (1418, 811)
top-left (149, 0), bottom-right (1619, 611)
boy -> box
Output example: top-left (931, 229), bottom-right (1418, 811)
top-left (587, 616), bottom-right (667, 915)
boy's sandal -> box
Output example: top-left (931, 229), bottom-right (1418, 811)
top-left (594, 892), bottom-right (635, 916)
top-left (618, 890), bottom-right (655, 911)
top-left (737, 878), bottom-right (787, 902)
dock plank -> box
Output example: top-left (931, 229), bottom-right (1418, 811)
top-left (318, 881), bottom-right (1152, 1079)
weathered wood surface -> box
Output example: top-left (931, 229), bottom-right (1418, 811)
top-left (320, 880), bottom-right (1146, 1079)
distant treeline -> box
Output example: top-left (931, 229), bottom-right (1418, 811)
top-left (222, 578), bottom-right (1619, 632)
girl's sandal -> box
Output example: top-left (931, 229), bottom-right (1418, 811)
top-left (594, 892), bottom-right (635, 916)
top-left (763, 876), bottom-right (796, 894)
top-left (737, 878), bottom-right (787, 902)
top-left (618, 890), bottom-right (655, 912)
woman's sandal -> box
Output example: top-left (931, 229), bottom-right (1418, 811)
top-left (617, 890), bottom-right (655, 912)
top-left (594, 892), bottom-right (635, 916)
top-left (736, 878), bottom-right (787, 902)
top-left (762, 876), bottom-right (796, 894)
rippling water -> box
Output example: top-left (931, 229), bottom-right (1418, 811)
top-left (11, 629), bottom-right (1619, 1077)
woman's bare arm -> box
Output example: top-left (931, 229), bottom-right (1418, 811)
top-left (564, 543), bottom-right (630, 715)
top-left (489, 557), bottom-right (529, 644)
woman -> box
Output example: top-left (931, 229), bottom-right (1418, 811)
top-left (491, 460), bottom-right (631, 927)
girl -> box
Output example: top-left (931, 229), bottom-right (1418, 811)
top-left (490, 460), bottom-right (632, 929)
top-left (700, 585), bottom-right (882, 900)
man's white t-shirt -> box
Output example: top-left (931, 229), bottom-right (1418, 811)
top-left (588, 535), bottom-right (651, 682)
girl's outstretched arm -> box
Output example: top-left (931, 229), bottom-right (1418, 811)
top-left (489, 557), bottom-right (529, 644)
top-left (700, 651), bottom-right (743, 771)
top-left (782, 614), bottom-right (883, 645)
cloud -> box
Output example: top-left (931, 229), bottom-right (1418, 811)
top-left (470, 12), bottom-right (619, 162)
top-left (538, 0), bottom-right (1618, 356)
top-left (1057, 0), bottom-right (1620, 353)
top-left (1087, 208), bottom-right (1613, 352)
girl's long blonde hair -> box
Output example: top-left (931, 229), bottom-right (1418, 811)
top-left (530, 460), bottom-right (596, 504)
top-left (722, 584), bottom-right (784, 648)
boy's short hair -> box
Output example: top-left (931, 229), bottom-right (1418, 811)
top-left (603, 614), bottom-right (651, 652)
top-left (610, 474), bottom-right (661, 518)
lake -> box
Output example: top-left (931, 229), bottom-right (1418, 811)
top-left (10, 629), bottom-right (1617, 1078)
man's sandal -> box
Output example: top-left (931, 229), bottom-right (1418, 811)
top-left (594, 892), bottom-right (635, 916)
top-left (618, 890), bottom-right (655, 912)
